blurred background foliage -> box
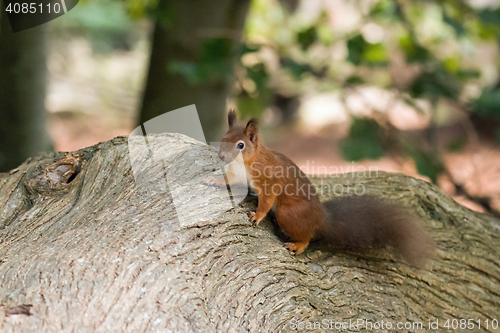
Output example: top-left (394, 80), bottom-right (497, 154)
top-left (1, 0), bottom-right (500, 215)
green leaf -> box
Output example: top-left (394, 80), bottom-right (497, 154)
top-left (477, 23), bottom-right (497, 40)
top-left (246, 63), bottom-right (269, 91)
top-left (281, 58), bottom-right (310, 79)
top-left (369, 0), bottom-right (397, 20)
top-left (456, 69), bottom-right (480, 81)
top-left (480, 9), bottom-right (500, 28)
top-left (409, 70), bottom-right (461, 99)
top-left (201, 38), bottom-right (233, 63)
top-left (473, 90), bottom-right (500, 119)
top-left (297, 27), bottom-right (317, 51)
top-left (409, 149), bottom-right (443, 184)
top-left (317, 24), bottom-right (334, 46)
top-left (341, 118), bottom-right (386, 161)
top-left (399, 35), bottom-right (430, 63)
top-left (443, 57), bottom-right (459, 73)
top-left (167, 38), bottom-right (235, 84)
top-left (442, 59), bottom-right (479, 81)
top-left (167, 61), bottom-right (200, 84)
top-left (236, 95), bottom-right (266, 117)
top-left (346, 34), bottom-right (388, 66)
top-left (402, 95), bottom-right (425, 115)
top-left (363, 43), bottom-right (389, 65)
top-left (443, 12), bottom-right (466, 36)
top-left (240, 43), bottom-right (260, 55)
top-left (344, 75), bottom-right (365, 86)
top-left (347, 34), bottom-right (367, 66)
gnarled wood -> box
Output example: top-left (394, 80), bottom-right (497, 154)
top-left (0, 134), bottom-right (499, 332)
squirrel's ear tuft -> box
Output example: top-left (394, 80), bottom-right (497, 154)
top-left (228, 109), bottom-right (237, 128)
top-left (245, 118), bottom-right (259, 143)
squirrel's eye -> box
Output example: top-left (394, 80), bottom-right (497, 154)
top-left (237, 142), bottom-right (245, 149)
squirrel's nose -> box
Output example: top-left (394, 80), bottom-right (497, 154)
top-left (218, 153), bottom-right (225, 161)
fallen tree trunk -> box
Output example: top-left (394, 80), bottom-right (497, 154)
top-left (0, 134), bottom-right (499, 332)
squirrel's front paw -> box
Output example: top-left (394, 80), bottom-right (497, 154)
top-left (202, 176), bottom-right (225, 188)
top-left (247, 211), bottom-right (257, 225)
top-left (247, 211), bottom-right (263, 226)
top-left (202, 176), bottom-right (213, 185)
top-left (285, 242), bottom-right (298, 254)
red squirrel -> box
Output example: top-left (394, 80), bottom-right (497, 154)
top-left (204, 110), bottom-right (434, 266)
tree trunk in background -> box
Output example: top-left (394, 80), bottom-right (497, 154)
top-left (139, 0), bottom-right (250, 143)
top-left (0, 135), bottom-right (499, 332)
top-left (0, 8), bottom-right (52, 172)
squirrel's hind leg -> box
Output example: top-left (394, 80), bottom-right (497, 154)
top-left (285, 241), bottom-right (309, 255)
top-left (275, 203), bottom-right (322, 255)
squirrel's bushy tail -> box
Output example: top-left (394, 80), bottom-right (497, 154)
top-left (320, 195), bottom-right (434, 267)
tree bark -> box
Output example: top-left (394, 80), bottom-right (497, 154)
top-left (139, 0), bottom-right (250, 144)
top-left (0, 8), bottom-right (52, 172)
top-left (0, 134), bottom-right (499, 332)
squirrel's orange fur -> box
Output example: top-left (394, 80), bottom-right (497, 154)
top-left (204, 110), bottom-right (434, 266)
